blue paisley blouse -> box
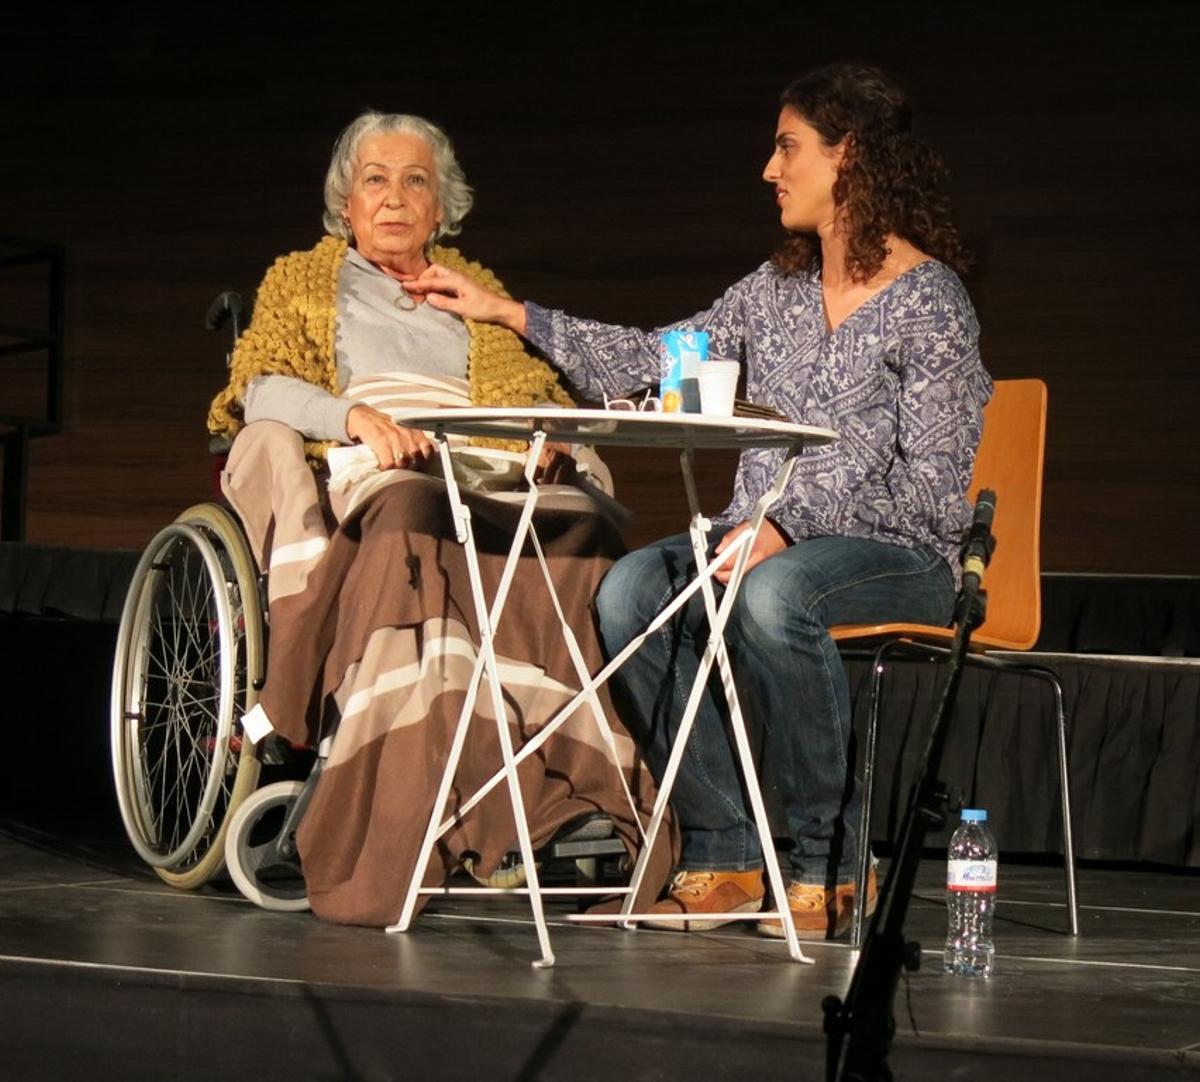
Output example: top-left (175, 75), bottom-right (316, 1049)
top-left (525, 259), bottom-right (992, 572)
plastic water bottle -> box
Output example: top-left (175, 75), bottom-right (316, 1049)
top-left (943, 808), bottom-right (997, 977)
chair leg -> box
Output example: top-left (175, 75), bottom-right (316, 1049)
top-left (1023, 663), bottom-right (1080, 936)
top-left (849, 641), bottom-right (890, 950)
top-left (976, 655), bottom-right (1081, 937)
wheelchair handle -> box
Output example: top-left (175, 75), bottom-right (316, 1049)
top-left (205, 290), bottom-right (246, 341)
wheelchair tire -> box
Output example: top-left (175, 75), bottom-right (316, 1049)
top-left (111, 503), bottom-right (264, 888)
top-left (224, 781), bottom-right (310, 912)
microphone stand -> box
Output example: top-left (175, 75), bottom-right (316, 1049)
top-left (822, 491), bottom-right (997, 1082)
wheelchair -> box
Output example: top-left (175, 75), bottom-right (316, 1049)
top-left (110, 290), bottom-right (309, 909)
top-left (109, 293), bottom-right (626, 913)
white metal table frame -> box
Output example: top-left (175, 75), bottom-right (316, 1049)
top-left (382, 408), bottom-right (838, 967)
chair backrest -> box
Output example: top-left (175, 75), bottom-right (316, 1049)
top-left (965, 378), bottom-right (1048, 649)
top-left (830, 378), bottom-right (1048, 651)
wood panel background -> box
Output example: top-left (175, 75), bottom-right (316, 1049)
top-left (4, 7), bottom-right (1197, 571)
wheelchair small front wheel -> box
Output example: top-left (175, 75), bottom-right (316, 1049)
top-left (224, 781), bottom-right (310, 912)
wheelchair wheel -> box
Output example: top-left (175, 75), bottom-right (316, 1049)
top-left (224, 780), bottom-right (310, 912)
top-left (111, 502), bottom-right (264, 888)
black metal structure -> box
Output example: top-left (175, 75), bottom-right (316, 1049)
top-left (0, 234), bottom-right (66, 541)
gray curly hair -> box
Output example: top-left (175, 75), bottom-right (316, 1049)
top-left (322, 111), bottom-right (474, 245)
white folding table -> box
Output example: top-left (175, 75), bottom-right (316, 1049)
top-left (383, 407), bottom-right (838, 967)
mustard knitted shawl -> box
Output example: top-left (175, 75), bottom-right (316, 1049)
top-left (207, 236), bottom-right (573, 454)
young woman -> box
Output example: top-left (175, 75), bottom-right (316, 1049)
top-left (406, 63), bottom-right (992, 939)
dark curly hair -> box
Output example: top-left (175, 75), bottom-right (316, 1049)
top-left (771, 63), bottom-right (970, 281)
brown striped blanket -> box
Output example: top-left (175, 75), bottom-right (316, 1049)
top-left (221, 378), bottom-right (676, 927)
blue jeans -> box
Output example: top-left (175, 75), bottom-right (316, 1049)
top-left (595, 530), bottom-right (955, 884)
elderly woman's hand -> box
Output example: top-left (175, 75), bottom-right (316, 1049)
top-left (404, 265), bottom-right (527, 334)
top-left (535, 441), bottom-right (578, 486)
top-left (346, 405), bottom-right (436, 471)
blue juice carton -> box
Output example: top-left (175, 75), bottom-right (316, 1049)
top-left (659, 330), bottom-right (708, 413)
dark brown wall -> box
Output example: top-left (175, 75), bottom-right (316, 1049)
top-left (5, 7), bottom-right (1198, 570)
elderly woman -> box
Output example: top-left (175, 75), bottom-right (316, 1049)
top-left (406, 63), bottom-right (993, 940)
top-left (207, 111), bottom-right (674, 927)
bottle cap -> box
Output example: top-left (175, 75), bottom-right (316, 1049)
top-left (961, 808), bottom-right (988, 822)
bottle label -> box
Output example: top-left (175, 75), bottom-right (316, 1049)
top-left (947, 859), bottom-right (997, 891)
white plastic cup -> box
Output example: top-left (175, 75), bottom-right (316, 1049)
top-left (698, 360), bottom-right (740, 416)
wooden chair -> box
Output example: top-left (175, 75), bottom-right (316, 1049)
top-left (831, 378), bottom-right (1080, 948)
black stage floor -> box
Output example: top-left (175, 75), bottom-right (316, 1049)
top-left (2, 824), bottom-right (1198, 1081)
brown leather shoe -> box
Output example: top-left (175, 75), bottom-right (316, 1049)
top-left (758, 867), bottom-right (878, 940)
top-left (642, 869), bottom-right (765, 932)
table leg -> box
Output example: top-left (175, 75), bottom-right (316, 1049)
top-left (681, 447), bottom-right (810, 963)
top-left (525, 526), bottom-right (647, 844)
top-left (615, 448), bottom-right (812, 963)
top-left (388, 430), bottom-right (557, 968)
